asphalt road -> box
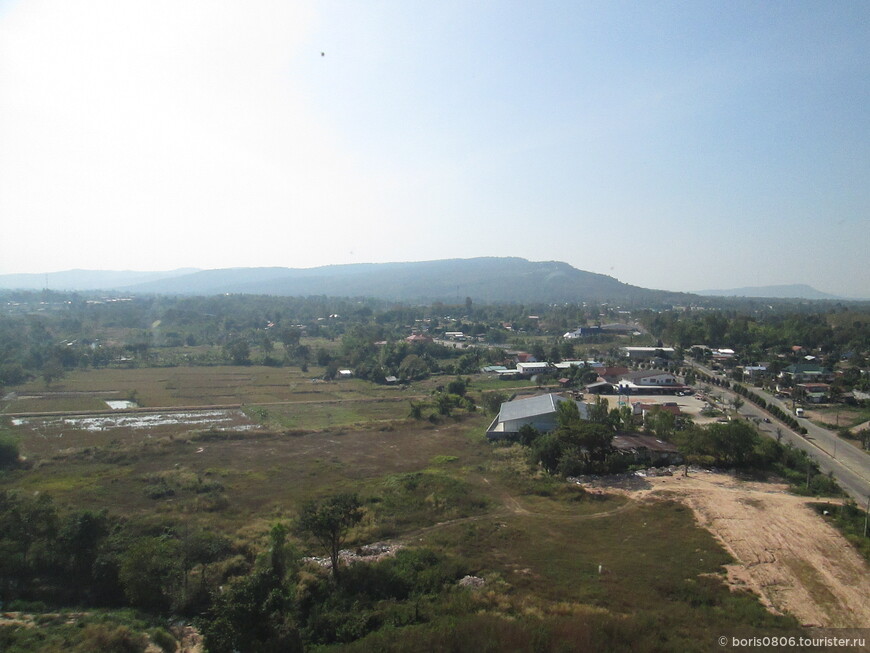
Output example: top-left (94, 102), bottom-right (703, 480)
top-left (687, 360), bottom-right (870, 503)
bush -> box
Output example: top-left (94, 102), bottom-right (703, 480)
top-left (0, 435), bottom-right (20, 469)
top-left (74, 624), bottom-right (147, 653)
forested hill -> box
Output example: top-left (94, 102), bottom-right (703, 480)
top-left (109, 258), bottom-right (690, 305)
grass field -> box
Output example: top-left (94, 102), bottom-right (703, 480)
top-left (0, 367), bottom-right (803, 650)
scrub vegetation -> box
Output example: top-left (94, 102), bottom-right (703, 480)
top-left (1, 291), bottom-right (866, 650)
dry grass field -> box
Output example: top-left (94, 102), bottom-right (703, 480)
top-left (8, 369), bottom-right (865, 650)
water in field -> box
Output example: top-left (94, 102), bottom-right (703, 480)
top-left (105, 400), bottom-right (139, 410)
top-left (16, 409), bottom-right (251, 432)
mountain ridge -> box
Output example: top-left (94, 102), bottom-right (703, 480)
top-left (698, 284), bottom-right (843, 300)
top-left (2, 259), bottom-right (852, 304)
top-left (0, 258), bottom-right (687, 304)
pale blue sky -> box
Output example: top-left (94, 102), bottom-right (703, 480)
top-left (1, 1), bottom-right (868, 297)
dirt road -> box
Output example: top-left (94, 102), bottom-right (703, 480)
top-left (622, 472), bottom-right (870, 627)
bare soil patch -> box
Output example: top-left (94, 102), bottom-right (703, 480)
top-left (617, 472), bottom-right (870, 627)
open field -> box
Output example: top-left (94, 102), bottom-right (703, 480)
top-left (0, 366), bottom-right (425, 412)
top-left (5, 369), bottom-right (868, 648)
top-left (593, 472), bottom-right (870, 628)
top-left (0, 366), bottom-right (546, 416)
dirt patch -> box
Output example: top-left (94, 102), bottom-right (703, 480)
top-left (606, 472), bottom-right (870, 627)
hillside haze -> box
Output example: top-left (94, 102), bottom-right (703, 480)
top-left (698, 284), bottom-right (842, 300)
top-left (0, 258), bottom-right (690, 305)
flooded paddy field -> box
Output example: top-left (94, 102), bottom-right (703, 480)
top-left (8, 408), bottom-right (265, 458)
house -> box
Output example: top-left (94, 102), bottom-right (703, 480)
top-left (405, 333), bottom-right (433, 344)
top-left (797, 383), bottom-right (830, 403)
top-left (621, 346), bottom-right (676, 360)
top-left (563, 326), bottom-right (602, 339)
top-left (554, 360), bottom-right (604, 371)
top-left (337, 369), bottom-right (354, 379)
top-left (614, 370), bottom-right (684, 394)
top-left (780, 363), bottom-right (833, 383)
top-left (611, 434), bottom-right (682, 465)
top-left (517, 361), bottom-right (552, 376)
top-left (596, 366), bottom-right (631, 383)
top-left (742, 365), bottom-right (769, 381)
top-left (601, 323), bottom-right (639, 335)
top-left (486, 393), bottom-right (589, 441)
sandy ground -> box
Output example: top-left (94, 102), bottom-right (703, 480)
top-left (620, 472), bottom-right (870, 628)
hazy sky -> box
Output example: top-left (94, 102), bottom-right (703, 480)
top-left (1, 1), bottom-right (868, 297)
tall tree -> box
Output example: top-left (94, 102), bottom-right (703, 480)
top-left (296, 494), bottom-right (364, 581)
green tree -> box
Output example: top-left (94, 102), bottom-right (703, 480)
top-left (0, 491), bottom-right (58, 571)
top-left (646, 407), bottom-right (676, 441)
top-left (224, 338), bottom-right (251, 365)
top-left (481, 391), bottom-right (507, 416)
top-left (398, 354), bottom-right (429, 381)
top-left (297, 494), bottom-right (364, 581)
top-left (518, 424), bottom-right (541, 447)
top-left (118, 537), bottom-right (181, 612)
top-left (707, 420), bottom-right (759, 467)
top-left (447, 377), bottom-right (468, 397)
top-left (673, 425), bottom-right (711, 476)
top-left (0, 435), bottom-right (20, 469)
top-left (278, 326), bottom-right (302, 350)
top-left (587, 396), bottom-right (611, 425)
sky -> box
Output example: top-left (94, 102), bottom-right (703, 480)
top-left (1, 1), bottom-right (868, 297)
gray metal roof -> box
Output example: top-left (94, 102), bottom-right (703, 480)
top-left (498, 393), bottom-right (588, 422)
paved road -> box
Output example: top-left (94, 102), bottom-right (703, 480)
top-left (687, 360), bottom-right (870, 503)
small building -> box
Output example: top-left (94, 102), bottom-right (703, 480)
top-left (517, 361), bottom-right (552, 376)
top-left (563, 326), bottom-right (602, 339)
top-left (601, 323), bottom-right (639, 335)
top-left (597, 366), bottom-right (631, 383)
top-left (554, 360), bottom-right (604, 371)
top-left (797, 383), bottom-right (830, 403)
top-left (611, 434), bottom-right (682, 466)
top-left (621, 346), bottom-right (676, 360)
top-left (337, 369), bottom-right (354, 379)
top-left (615, 370), bottom-right (685, 394)
top-left (486, 393), bottom-right (588, 441)
top-left (780, 364), bottom-right (833, 383)
top-left (742, 365), bottom-right (769, 381)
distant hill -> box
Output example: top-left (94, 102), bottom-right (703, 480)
top-left (0, 269), bottom-right (198, 291)
top-left (698, 284), bottom-right (842, 300)
top-left (121, 258), bottom-right (696, 305)
top-left (0, 258), bottom-right (693, 305)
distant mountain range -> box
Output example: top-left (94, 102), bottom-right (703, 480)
top-left (697, 284), bottom-right (843, 300)
top-left (0, 258), bottom-right (691, 305)
top-left (0, 269), bottom-right (199, 291)
top-left (0, 260), bottom-right (855, 304)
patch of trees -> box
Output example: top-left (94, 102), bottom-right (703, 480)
top-left (0, 486), bottom-right (473, 651)
top-left (641, 307), bottom-right (870, 372)
top-left (510, 397), bottom-right (842, 497)
top-left (522, 400), bottom-right (620, 476)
